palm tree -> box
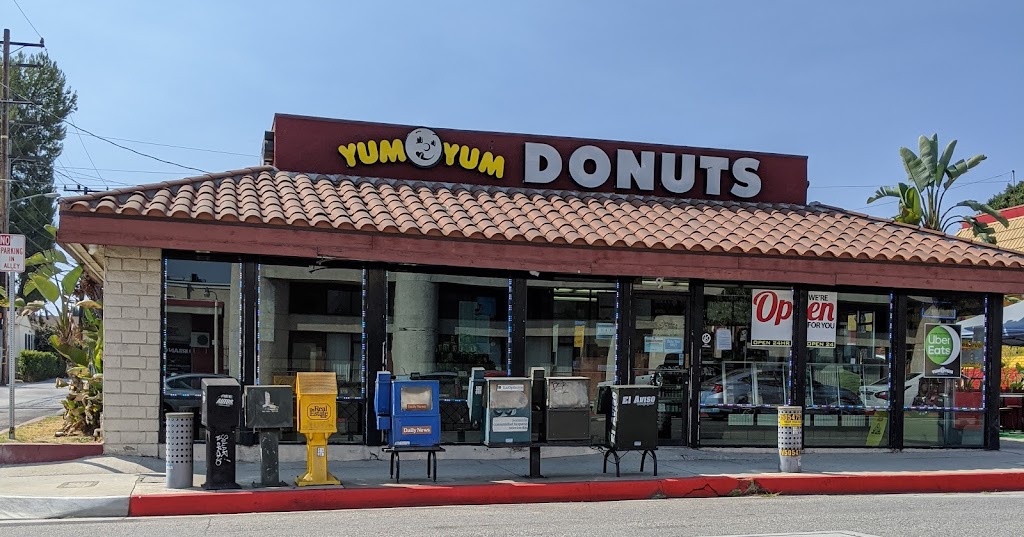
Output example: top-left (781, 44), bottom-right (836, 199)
top-left (867, 134), bottom-right (1007, 244)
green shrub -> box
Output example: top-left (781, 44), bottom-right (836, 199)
top-left (17, 350), bottom-right (66, 382)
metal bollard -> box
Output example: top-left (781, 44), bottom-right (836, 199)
top-left (165, 412), bottom-right (195, 489)
top-left (777, 406), bottom-right (802, 473)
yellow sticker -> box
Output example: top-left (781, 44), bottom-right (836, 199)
top-left (778, 416), bottom-right (802, 427)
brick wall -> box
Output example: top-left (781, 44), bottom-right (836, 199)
top-left (102, 246), bottom-right (162, 457)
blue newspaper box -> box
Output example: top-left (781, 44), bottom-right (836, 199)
top-left (375, 371), bottom-right (441, 447)
top-left (484, 377), bottom-right (532, 446)
top-left (374, 371), bottom-right (393, 431)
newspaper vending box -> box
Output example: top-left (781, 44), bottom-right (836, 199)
top-left (375, 371), bottom-right (441, 447)
top-left (484, 377), bottom-right (532, 446)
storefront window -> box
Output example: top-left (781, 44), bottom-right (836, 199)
top-left (525, 279), bottom-right (617, 411)
top-left (805, 292), bottom-right (891, 448)
top-left (162, 258), bottom-right (242, 440)
top-left (387, 271), bottom-right (510, 443)
top-left (699, 285), bottom-right (792, 447)
top-left (903, 294), bottom-right (986, 448)
top-left (257, 264), bottom-right (365, 444)
top-left (631, 278), bottom-right (688, 445)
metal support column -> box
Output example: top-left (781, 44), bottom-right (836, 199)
top-left (984, 293), bottom-right (1003, 450)
top-left (686, 280), bottom-right (704, 448)
top-left (510, 278), bottom-right (526, 377)
top-left (616, 278), bottom-right (635, 384)
top-left (237, 261), bottom-right (258, 446)
top-left (363, 267), bottom-right (387, 446)
top-left (791, 288), bottom-right (808, 409)
top-left (889, 294), bottom-right (907, 450)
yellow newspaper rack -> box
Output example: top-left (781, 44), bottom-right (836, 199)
top-left (294, 372), bottom-right (340, 486)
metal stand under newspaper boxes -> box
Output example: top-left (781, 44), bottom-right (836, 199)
top-left (244, 385), bottom-right (294, 487)
top-left (777, 405), bottom-right (802, 473)
top-left (598, 385), bottom-right (659, 477)
top-left (200, 377), bottom-right (241, 490)
top-left (484, 377), bottom-right (532, 446)
top-left (295, 372), bottom-right (340, 486)
top-left (375, 371), bottom-right (444, 482)
top-left (467, 367), bottom-right (487, 429)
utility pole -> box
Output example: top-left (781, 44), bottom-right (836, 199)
top-left (0, 28), bottom-right (44, 401)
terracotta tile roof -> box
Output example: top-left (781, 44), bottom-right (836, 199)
top-left (59, 167), bottom-right (1024, 269)
top-left (956, 205), bottom-right (1024, 252)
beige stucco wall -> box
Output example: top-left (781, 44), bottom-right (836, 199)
top-left (101, 246), bottom-right (162, 457)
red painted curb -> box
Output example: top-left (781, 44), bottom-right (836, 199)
top-left (0, 443), bottom-right (103, 465)
top-left (128, 471), bottom-right (1024, 517)
top-left (755, 471), bottom-right (1024, 496)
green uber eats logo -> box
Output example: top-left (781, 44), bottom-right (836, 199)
top-left (925, 324), bottom-right (961, 376)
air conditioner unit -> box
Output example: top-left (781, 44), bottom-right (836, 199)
top-left (191, 332), bottom-right (211, 348)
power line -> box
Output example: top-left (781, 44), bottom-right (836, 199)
top-left (62, 115), bottom-right (209, 174)
top-left (57, 166), bottom-right (191, 175)
top-left (70, 116), bottom-right (108, 189)
top-left (2, 82), bottom-right (210, 175)
top-left (97, 135), bottom-right (257, 157)
top-left (11, 0), bottom-right (43, 41)
top-left (850, 171), bottom-right (1015, 211)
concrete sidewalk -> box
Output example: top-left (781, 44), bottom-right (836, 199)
top-left (2, 439), bottom-right (1024, 520)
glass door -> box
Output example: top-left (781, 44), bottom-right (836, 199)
top-left (632, 281), bottom-right (689, 445)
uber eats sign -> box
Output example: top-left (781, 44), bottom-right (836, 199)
top-left (923, 323), bottom-right (961, 378)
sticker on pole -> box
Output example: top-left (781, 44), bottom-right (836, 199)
top-left (0, 234), bottom-right (25, 273)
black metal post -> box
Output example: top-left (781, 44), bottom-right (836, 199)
top-left (890, 294), bottom-right (907, 450)
top-left (238, 261), bottom-right (258, 446)
top-left (617, 278), bottom-right (635, 384)
top-left (791, 288), bottom-right (808, 409)
top-left (510, 278), bottom-right (527, 377)
top-left (259, 429), bottom-right (282, 486)
top-left (364, 268), bottom-right (387, 446)
top-left (985, 293), bottom-right (1003, 450)
top-left (687, 280), bottom-right (704, 448)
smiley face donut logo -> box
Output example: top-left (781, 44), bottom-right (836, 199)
top-left (405, 128), bottom-right (442, 168)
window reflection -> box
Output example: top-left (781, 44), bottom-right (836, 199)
top-left (805, 292), bottom-right (891, 448)
top-left (525, 279), bottom-right (617, 408)
top-left (162, 258), bottom-right (241, 441)
top-left (903, 294), bottom-right (986, 448)
top-left (387, 272), bottom-right (509, 443)
top-left (699, 285), bottom-right (792, 447)
top-left (257, 264), bottom-right (365, 444)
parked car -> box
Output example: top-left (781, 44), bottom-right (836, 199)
top-left (162, 373), bottom-right (232, 412)
top-left (700, 367), bottom-right (785, 406)
top-left (860, 373), bottom-right (980, 408)
top-left (700, 368), bottom-right (863, 408)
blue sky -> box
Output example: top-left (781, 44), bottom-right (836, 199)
top-left (2, 1), bottom-right (1022, 223)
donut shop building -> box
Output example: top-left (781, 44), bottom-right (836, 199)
top-left (56, 114), bottom-right (1024, 457)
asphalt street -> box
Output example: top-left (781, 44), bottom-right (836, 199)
top-left (0, 379), bottom-right (66, 427)
top-left (0, 492), bottom-right (1019, 537)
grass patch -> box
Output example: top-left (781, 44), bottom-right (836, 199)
top-left (0, 415), bottom-right (99, 444)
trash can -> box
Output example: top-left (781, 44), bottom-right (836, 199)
top-left (165, 412), bottom-right (194, 489)
top-left (777, 405), bottom-right (802, 473)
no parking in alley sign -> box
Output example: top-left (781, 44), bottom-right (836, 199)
top-left (0, 234), bottom-right (26, 272)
